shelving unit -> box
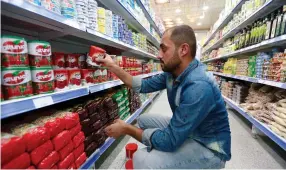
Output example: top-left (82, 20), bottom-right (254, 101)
top-left (202, 35), bottom-right (286, 63)
top-left (203, 0), bottom-right (245, 47)
top-left (1, 72), bottom-right (163, 119)
top-left (203, 0), bottom-right (285, 55)
top-left (80, 91), bottom-right (160, 169)
top-left (210, 72), bottom-right (286, 89)
top-left (223, 95), bottom-right (286, 150)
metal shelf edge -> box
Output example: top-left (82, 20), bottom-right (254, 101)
top-left (223, 95), bottom-right (286, 150)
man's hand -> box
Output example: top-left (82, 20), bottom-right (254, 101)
top-left (95, 54), bottom-right (116, 68)
top-left (104, 119), bottom-right (127, 138)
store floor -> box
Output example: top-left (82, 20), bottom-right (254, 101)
top-left (95, 90), bottom-right (286, 169)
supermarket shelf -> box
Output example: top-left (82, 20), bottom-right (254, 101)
top-left (203, 0), bottom-right (245, 47)
top-left (1, 0), bottom-right (158, 60)
top-left (203, 0), bottom-right (284, 54)
top-left (202, 35), bottom-right (286, 63)
top-left (1, 72), bottom-right (163, 119)
top-left (223, 95), bottom-right (286, 150)
top-left (210, 72), bottom-right (286, 89)
top-left (97, 0), bottom-right (160, 47)
top-left (80, 91), bottom-right (160, 169)
top-left (1, 87), bottom-right (89, 119)
top-left (135, 0), bottom-right (162, 37)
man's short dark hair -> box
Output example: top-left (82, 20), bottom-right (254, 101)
top-left (167, 25), bottom-right (197, 58)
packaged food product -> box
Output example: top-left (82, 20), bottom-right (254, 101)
top-left (1, 35), bottom-right (29, 68)
top-left (52, 130), bottom-right (72, 151)
top-left (31, 67), bottom-right (54, 94)
top-left (30, 140), bottom-right (54, 165)
top-left (92, 129), bottom-right (104, 140)
top-left (28, 41), bottom-right (51, 67)
top-left (62, 112), bottom-right (80, 129)
top-left (101, 68), bottom-right (108, 82)
top-left (86, 46), bottom-right (106, 67)
top-left (1, 67), bottom-right (33, 100)
top-left (92, 120), bottom-right (103, 131)
top-left (90, 112), bottom-right (100, 124)
top-left (75, 152), bottom-right (87, 168)
top-left (74, 107), bottom-right (88, 121)
top-left (73, 131), bottom-right (85, 148)
top-left (78, 54), bottom-right (87, 69)
top-left (58, 140), bottom-right (74, 161)
top-left (54, 69), bottom-right (69, 91)
top-left (42, 0), bottom-right (61, 14)
top-left (1, 132), bottom-right (26, 165)
top-left (85, 142), bottom-right (97, 156)
top-left (26, 165), bottom-right (36, 169)
top-left (57, 152), bottom-right (74, 169)
top-left (69, 123), bottom-right (82, 139)
top-left (81, 69), bottom-right (94, 85)
top-left (51, 165), bottom-right (58, 169)
top-left (68, 163), bottom-right (77, 169)
top-left (26, 0), bottom-right (41, 6)
top-left (65, 54), bottom-right (79, 69)
top-left (84, 134), bottom-right (93, 147)
top-left (52, 52), bottom-right (65, 69)
top-left (34, 116), bottom-right (65, 138)
top-left (37, 151), bottom-right (59, 169)
top-left (68, 69), bottom-right (81, 87)
top-left (94, 68), bottom-right (102, 83)
top-left (12, 124), bottom-right (50, 152)
top-left (73, 143), bottom-right (84, 159)
top-left (2, 152), bottom-right (30, 169)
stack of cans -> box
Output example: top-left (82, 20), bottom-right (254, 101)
top-left (105, 10), bottom-right (113, 37)
top-left (87, 0), bottom-right (98, 31)
top-left (42, 0), bottom-right (61, 14)
top-left (97, 7), bottom-right (106, 34)
top-left (112, 14), bottom-right (119, 40)
top-left (61, 0), bottom-right (77, 19)
top-left (76, 0), bottom-right (89, 30)
top-left (118, 16), bottom-right (124, 42)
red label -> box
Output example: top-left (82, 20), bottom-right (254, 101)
top-left (36, 45), bottom-right (51, 55)
top-left (36, 70), bottom-right (53, 81)
top-left (3, 40), bottom-right (25, 53)
top-left (3, 71), bottom-right (26, 84)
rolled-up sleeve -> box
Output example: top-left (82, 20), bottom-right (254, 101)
top-left (132, 73), bottom-right (167, 93)
top-left (144, 81), bottom-right (216, 152)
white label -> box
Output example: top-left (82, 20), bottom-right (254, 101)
top-left (33, 96), bottom-right (54, 108)
top-left (2, 69), bottom-right (31, 86)
top-left (1, 37), bottom-right (28, 54)
top-left (94, 69), bottom-right (102, 77)
top-left (28, 42), bottom-right (51, 56)
top-left (31, 69), bottom-right (54, 82)
top-left (102, 69), bottom-right (107, 76)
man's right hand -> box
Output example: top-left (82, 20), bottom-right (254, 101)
top-left (95, 54), bottom-right (116, 69)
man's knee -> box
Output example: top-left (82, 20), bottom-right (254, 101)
top-left (137, 114), bottom-right (149, 129)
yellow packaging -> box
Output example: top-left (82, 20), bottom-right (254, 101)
top-left (98, 18), bottom-right (106, 26)
top-left (97, 7), bottom-right (106, 19)
top-left (98, 25), bottom-right (106, 34)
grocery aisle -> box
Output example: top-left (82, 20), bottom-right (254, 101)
top-left (97, 90), bottom-right (286, 169)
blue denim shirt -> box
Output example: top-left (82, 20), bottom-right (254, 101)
top-left (132, 59), bottom-right (231, 161)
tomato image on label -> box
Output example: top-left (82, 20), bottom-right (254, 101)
top-left (3, 40), bottom-right (25, 53)
top-left (54, 70), bottom-right (69, 91)
top-left (36, 70), bottom-right (53, 82)
top-left (52, 53), bottom-right (65, 69)
top-left (65, 54), bottom-right (79, 69)
top-left (68, 70), bottom-right (81, 87)
top-left (30, 55), bottom-right (52, 67)
top-left (3, 70), bottom-right (26, 85)
top-left (36, 44), bottom-right (51, 56)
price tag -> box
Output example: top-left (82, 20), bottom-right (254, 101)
top-left (33, 96), bottom-right (54, 108)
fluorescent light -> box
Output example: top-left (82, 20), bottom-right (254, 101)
top-left (155, 0), bottom-right (170, 4)
top-left (197, 23), bottom-right (202, 26)
top-left (203, 6), bottom-right (209, 10)
top-left (175, 9), bottom-right (181, 13)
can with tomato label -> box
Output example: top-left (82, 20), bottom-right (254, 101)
top-left (1, 35), bottom-right (29, 68)
top-left (52, 52), bottom-right (65, 69)
top-left (28, 41), bottom-right (52, 68)
top-left (81, 69), bottom-right (94, 86)
top-left (93, 69), bottom-right (102, 83)
top-left (78, 54), bottom-right (87, 69)
top-left (101, 68), bottom-right (108, 82)
top-left (1, 67), bottom-right (33, 100)
top-left (68, 69), bottom-right (81, 88)
top-left (31, 68), bottom-right (55, 94)
top-left (86, 46), bottom-right (106, 67)
top-left (65, 54), bottom-right (79, 69)
top-left (54, 69), bottom-right (69, 91)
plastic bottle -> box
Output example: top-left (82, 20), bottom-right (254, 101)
top-left (275, 8), bottom-right (283, 37)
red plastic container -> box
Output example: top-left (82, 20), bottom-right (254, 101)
top-left (125, 159), bottom-right (133, 170)
top-left (87, 46), bottom-right (106, 66)
top-left (125, 143), bottom-right (138, 159)
top-left (52, 52), bottom-right (65, 69)
top-left (54, 69), bottom-right (69, 91)
top-left (68, 69), bottom-right (81, 87)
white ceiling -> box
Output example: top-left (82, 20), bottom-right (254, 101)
top-left (151, 0), bottom-right (226, 31)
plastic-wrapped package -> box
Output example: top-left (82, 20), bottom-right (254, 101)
top-left (34, 116), bottom-right (65, 138)
top-left (26, 165), bottom-right (35, 169)
top-left (73, 131), bottom-right (85, 148)
top-left (75, 152), bottom-right (87, 168)
top-left (37, 151), bottom-right (59, 169)
top-left (68, 163), bottom-right (77, 169)
top-left (52, 130), bottom-right (72, 151)
top-left (92, 129), bottom-right (104, 140)
top-left (57, 152), bottom-right (74, 169)
top-left (85, 142), bottom-right (97, 156)
top-left (73, 142), bottom-right (84, 159)
top-left (90, 112), bottom-right (100, 124)
top-left (58, 141), bottom-right (74, 161)
top-left (92, 120), bottom-right (103, 131)
top-left (30, 140), bottom-right (54, 165)
top-left (12, 124), bottom-right (50, 152)
top-left (1, 132), bottom-right (26, 165)
top-left (2, 152), bottom-right (30, 169)
top-left (73, 106), bottom-right (88, 121)
top-left (69, 123), bottom-right (82, 138)
top-left (51, 165), bottom-right (58, 169)
top-left (54, 112), bottom-right (79, 129)
top-left (84, 134), bottom-right (94, 147)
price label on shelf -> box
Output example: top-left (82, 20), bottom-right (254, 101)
top-left (33, 96), bottom-right (54, 109)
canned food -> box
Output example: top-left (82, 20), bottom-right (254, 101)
top-left (65, 54), bottom-right (79, 69)
top-left (81, 69), bottom-right (94, 85)
top-left (86, 46), bottom-right (105, 67)
top-left (68, 69), bottom-right (81, 87)
top-left (28, 41), bottom-right (52, 68)
top-left (31, 68), bottom-right (55, 94)
top-left (54, 69), bottom-right (69, 91)
top-left (93, 69), bottom-right (102, 83)
top-left (52, 52), bottom-right (65, 69)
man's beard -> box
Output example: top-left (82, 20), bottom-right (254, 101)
top-left (160, 52), bottom-right (181, 73)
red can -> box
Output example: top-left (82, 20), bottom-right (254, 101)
top-left (86, 46), bottom-right (106, 67)
top-left (125, 143), bottom-right (138, 159)
top-left (78, 54), bottom-right (87, 69)
top-left (101, 68), bottom-right (108, 82)
top-left (54, 69), bottom-right (69, 91)
top-left (65, 54), bottom-right (79, 69)
top-left (68, 69), bottom-right (81, 88)
top-left (52, 52), bottom-right (65, 69)
top-left (81, 69), bottom-right (94, 85)
top-left (93, 69), bottom-right (102, 83)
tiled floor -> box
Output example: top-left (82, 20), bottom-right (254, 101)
top-left (97, 90), bottom-right (286, 169)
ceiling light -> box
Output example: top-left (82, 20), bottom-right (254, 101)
top-left (163, 18), bottom-right (172, 22)
top-left (197, 23), bottom-right (202, 26)
top-left (203, 6), bottom-right (209, 10)
top-left (175, 9), bottom-right (181, 13)
top-left (155, 0), bottom-right (170, 4)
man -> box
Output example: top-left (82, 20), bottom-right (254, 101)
top-left (96, 25), bottom-right (231, 169)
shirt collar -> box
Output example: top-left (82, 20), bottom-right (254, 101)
top-left (175, 59), bottom-right (199, 83)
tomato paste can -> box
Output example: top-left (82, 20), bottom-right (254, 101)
top-left (52, 52), bottom-right (65, 69)
top-left (28, 41), bottom-right (52, 68)
top-left (68, 69), bottom-right (81, 88)
top-left (101, 68), bottom-right (108, 82)
top-left (93, 68), bottom-right (102, 83)
top-left (1, 67), bottom-right (33, 100)
top-left (86, 46), bottom-right (106, 67)
top-left (54, 69), bottom-right (69, 91)
top-left (81, 69), bottom-right (94, 85)
top-left (1, 35), bottom-right (29, 68)
top-left (78, 54), bottom-right (87, 69)
top-left (65, 54), bottom-right (79, 69)
top-left (31, 67), bottom-right (55, 94)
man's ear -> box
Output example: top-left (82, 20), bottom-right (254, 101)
top-left (179, 43), bottom-right (190, 58)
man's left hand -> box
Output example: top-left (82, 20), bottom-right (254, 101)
top-left (104, 119), bottom-right (127, 138)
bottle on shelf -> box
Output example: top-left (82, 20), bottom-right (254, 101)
top-left (265, 15), bottom-right (272, 40)
top-left (280, 5), bottom-right (286, 35)
top-left (245, 26), bottom-right (251, 47)
top-left (270, 11), bottom-right (278, 39)
top-left (275, 7), bottom-right (283, 37)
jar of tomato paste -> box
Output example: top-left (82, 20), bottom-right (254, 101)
top-left (54, 69), bottom-right (69, 91)
top-left (86, 46), bottom-right (106, 67)
top-left (28, 41), bottom-right (52, 68)
top-left (81, 69), bottom-right (94, 85)
top-left (1, 35), bottom-right (29, 68)
top-left (93, 68), bottom-right (102, 83)
top-left (68, 69), bottom-right (81, 88)
top-left (65, 54), bottom-right (79, 69)
top-left (52, 52), bottom-right (65, 69)
top-left (31, 67), bottom-right (55, 94)
top-left (1, 67), bottom-right (33, 100)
